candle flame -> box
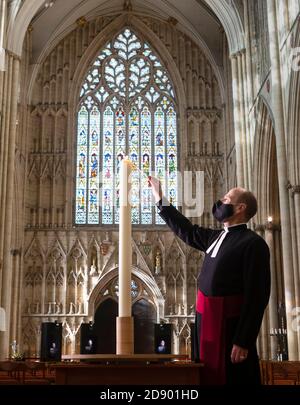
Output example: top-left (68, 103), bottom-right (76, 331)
top-left (130, 161), bottom-right (149, 179)
top-left (122, 156), bottom-right (149, 180)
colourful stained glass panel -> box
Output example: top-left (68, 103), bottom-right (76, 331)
top-left (154, 106), bottom-right (165, 224)
top-left (115, 104), bottom-right (126, 224)
top-left (76, 105), bottom-right (88, 224)
top-left (167, 106), bottom-right (177, 207)
top-left (129, 106), bottom-right (140, 224)
top-left (88, 106), bottom-right (100, 224)
top-left (76, 28), bottom-right (177, 226)
top-left (140, 105), bottom-right (152, 224)
top-left (102, 106), bottom-right (114, 224)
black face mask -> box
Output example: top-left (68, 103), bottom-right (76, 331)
top-left (212, 200), bottom-right (235, 222)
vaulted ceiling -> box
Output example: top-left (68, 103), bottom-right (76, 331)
top-left (28, 0), bottom-right (227, 67)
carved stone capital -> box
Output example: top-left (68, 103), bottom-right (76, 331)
top-left (254, 222), bottom-right (281, 232)
top-left (76, 16), bottom-right (87, 27)
top-left (230, 49), bottom-right (245, 60)
top-left (167, 17), bottom-right (178, 26)
top-left (291, 185), bottom-right (300, 196)
top-left (10, 249), bottom-right (21, 257)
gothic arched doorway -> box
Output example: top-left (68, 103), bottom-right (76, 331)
top-left (94, 298), bottom-right (118, 354)
top-left (94, 297), bottom-right (157, 353)
top-left (133, 299), bottom-right (156, 353)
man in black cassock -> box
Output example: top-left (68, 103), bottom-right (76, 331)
top-left (148, 177), bottom-right (270, 385)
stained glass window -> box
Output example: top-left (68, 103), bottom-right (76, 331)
top-left (75, 28), bottom-right (178, 225)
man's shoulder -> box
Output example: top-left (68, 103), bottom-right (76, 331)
top-left (245, 229), bottom-right (270, 250)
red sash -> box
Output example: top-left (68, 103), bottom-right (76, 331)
top-left (196, 290), bottom-right (243, 385)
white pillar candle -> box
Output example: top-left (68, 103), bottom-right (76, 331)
top-left (118, 157), bottom-right (132, 317)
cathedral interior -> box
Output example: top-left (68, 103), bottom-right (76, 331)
top-left (0, 0), bottom-right (300, 375)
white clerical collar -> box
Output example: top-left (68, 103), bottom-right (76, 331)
top-left (206, 223), bottom-right (247, 258)
top-left (206, 230), bottom-right (228, 258)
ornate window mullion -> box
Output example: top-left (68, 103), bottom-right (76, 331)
top-left (99, 106), bottom-right (104, 223)
top-left (75, 28), bottom-right (177, 226)
top-left (112, 104), bottom-right (116, 224)
top-left (138, 106), bottom-right (141, 225)
top-left (164, 107), bottom-right (168, 199)
top-left (125, 101), bottom-right (129, 156)
top-left (151, 102), bottom-right (156, 224)
top-left (86, 108), bottom-right (90, 224)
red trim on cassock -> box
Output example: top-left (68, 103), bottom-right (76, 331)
top-left (196, 290), bottom-right (243, 385)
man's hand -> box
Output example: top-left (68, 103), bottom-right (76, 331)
top-left (231, 344), bottom-right (248, 363)
top-left (148, 176), bottom-right (162, 203)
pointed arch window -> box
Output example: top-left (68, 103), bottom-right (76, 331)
top-left (75, 28), bottom-right (178, 225)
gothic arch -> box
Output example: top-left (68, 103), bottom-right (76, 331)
top-left (7, 1), bottom-right (243, 79)
top-left (6, 0), bottom-right (45, 55)
top-left (88, 266), bottom-right (164, 320)
top-left (24, 9), bottom-right (227, 106)
top-left (252, 98), bottom-right (280, 224)
top-left (204, 0), bottom-right (244, 54)
top-left (68, 13), bottom-right (186, 172)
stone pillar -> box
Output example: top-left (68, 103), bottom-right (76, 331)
top-left (186, 40), bottom-right (193, 109)
top-left (63, 262), bottom-right (67, 314)
top-left (192, 47), bottom-right (199, 108)
top-left (179, 35), bottom-right (186, 84)
top-left (42, 259), bottom-right (46, 315)
top-left (243, 0), bottom-right (255, 167)
top-left (267, 0), bottom-right (297, 359)
top-left (243, 0), bottom-right (254, 105)
top-left (0, 52), bottom-right (20, 359)
top-left (237, 50), bottom-right (249, 189)
top-left (10, 249), bottom-right (21, 343)
top-left (292, 186), bottom-right (300, 272)
top-left (289, 187), bottom-right (300, 307)
top-left (255, 225), bottom-right (270, 360)
top-left (290, 186), bottom-right (300, 354)
top-left (0, 0), bottom-right (7, 72)
top-left (265, 222), bottom-right (279, 360)
top-left (230, 53), bottom-right (244, 186)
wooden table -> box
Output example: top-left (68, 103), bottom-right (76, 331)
top-left (52, 355), bottom-right (203, 385)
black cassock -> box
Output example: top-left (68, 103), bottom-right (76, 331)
top-left (157, 199), bottom-right (270, 385)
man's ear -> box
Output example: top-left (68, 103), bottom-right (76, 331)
top-left (239, 203), bottom-right (247, 213)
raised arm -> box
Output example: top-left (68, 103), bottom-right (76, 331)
top-left (148, 176), bottom-right (218, 252)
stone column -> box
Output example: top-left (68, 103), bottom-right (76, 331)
top-left (0, 52), bottom-right (20, 359)
top-left (10, 249), bottom-right (21, 343)
top-left (289, 187), bottom-right (300, 306)
top-left (290, 186), bottom-right (300, 354)
top-left (243, 0), bottom-right (254, 105)
top-left (0, 0), bottom-right (7, 71)
top-left (238, 50), bottom-right (249, 189)
top-left (182, 255), bottom-right (188, 317)
top-left (63, 261), bottom-right (67, 314)
top-left (267, 0), bottom-right (297, 359)
top-left (42, 258), bottom-right (46, 315)
top-left (292, 186), bottom-right (300, 271)
top-left (230, 53), bottom-right (244, 187)
top-left (255, 225), bottom-right (270, 360)
top-left (265, 222), bottom-right (279, 360)
top-left (186, 40), bottom-right (193, 109)
top-left (192, 47), bottom-right (199, 108)
top-left (243, 0), bottom-right (256, 167)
